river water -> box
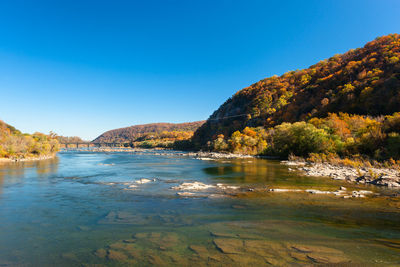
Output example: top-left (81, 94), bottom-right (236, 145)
top-left (0, 150), bottom-right (399, 266)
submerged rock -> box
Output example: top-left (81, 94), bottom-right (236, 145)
top-left (99, 211), bottom-right (148, 225)
top-left (231, 205), bottom-right (247, 209)
top-left (288, 244), bottom-right (350, 264)
top-left (210, 231), bottom-right (238, 238)
top-left (189, 244), bottom-right (209, 258)
top-left (107, 250), bottom-right (128, 261)
top-left (306, 253), bottom-right (349, 264)
top-left (146, 254), bottom-right (164, 265)
top-left (135, 232), bottom-right (180, 249)
top-left (94, 248), bottom-right (107, 258)
top-left (213, 238), bottom-right (244, 254)
top-left (374, 238), bottom-right (400, 249)
top-left (61, 252), bottom-right (78, 261)
top-left (77, 225), bottom-right (90, 231)
top-left (123, 239), bottom-right (136, 243)
top-left (227, 253), bottom-right (269, 266)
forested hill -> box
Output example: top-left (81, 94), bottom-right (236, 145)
top-left (93, 121), bottom-right (205, 143)
top-left (0, 120), bottom-right (59, 159)
top-left (192, 34), bottom-right (400, 149)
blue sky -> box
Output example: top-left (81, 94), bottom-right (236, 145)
top-left (1, 0), bottom-right (399, 140)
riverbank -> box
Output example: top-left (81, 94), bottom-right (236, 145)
top-left (282, 160), bottom-right (400, 188)
top-left (0, 154), bottom-right (57, 163)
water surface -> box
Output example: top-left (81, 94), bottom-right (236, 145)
top-left (0, 150), bottom-right (399, 266)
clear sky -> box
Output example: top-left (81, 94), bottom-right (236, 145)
top-left (0, 0), bottom-right (399, 140)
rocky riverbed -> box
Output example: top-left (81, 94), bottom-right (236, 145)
top-left (283, 161), bottom-right (400, 188)
top-left (91, 225), bottom-right (354, 266)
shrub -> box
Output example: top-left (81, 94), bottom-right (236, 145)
top-left (270, 122), bottom-right (336, 157)
top-left (228, 127), bottom-right (268, 155)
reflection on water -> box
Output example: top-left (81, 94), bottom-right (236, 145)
top-left (0, 151), bottom-right (399, 266)
top-left (0, 156), bottom-right (59, 178)
top-left (0, 157), bottom-right (59, 194)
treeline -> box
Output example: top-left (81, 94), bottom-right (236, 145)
top-left (56, 135), bottom-right (87, 143)
top-left (122, 130), bottom-right (195, 148)
top-left (193, 34), bottom-right (400, 152)
top-left (206, 112), bottom-right (400, 162)
top-left (0, 120), bottom-right (60, 159)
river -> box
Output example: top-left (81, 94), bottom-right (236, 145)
top-left (0, 150), bottom-right (399, 266)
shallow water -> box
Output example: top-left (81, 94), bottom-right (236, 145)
top-left (0, 150), bottom-right (399, 266)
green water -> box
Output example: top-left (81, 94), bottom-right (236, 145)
top-left (0, 150), bottom-right (399, 266)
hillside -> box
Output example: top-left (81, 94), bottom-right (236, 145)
top-left (56, 135), bottom-right (87, 143)
top-left (0, 120), bottom-right (60, 159)
top-left (192, 34), bottom-right (400, 153)
top-left (93, 121), bottom-right (205, 146)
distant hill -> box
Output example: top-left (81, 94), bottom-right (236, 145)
top-left (192, 34), bottom-right (400, 149)
top-left (56, 136), bottom-right (87, 143)
top-left (93, 121), bottom-right (205, 144)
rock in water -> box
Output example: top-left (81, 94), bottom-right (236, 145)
top-left (135, 178), bottom-right (152, 184)
top-left (213, 238), bottom-right (244, 254)
top-left (107, 250), bottom-right (128, 261)
top-left (171, 182), bottom-right (215, 191)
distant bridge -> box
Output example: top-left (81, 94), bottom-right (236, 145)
top-left (60, 142), bottom-right (131, 148)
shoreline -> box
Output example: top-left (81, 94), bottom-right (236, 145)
top-left (282, 160), bottom-right (400, 188)
top-left (0, 154), bottom-right (57, 163)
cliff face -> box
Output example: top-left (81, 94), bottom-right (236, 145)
top-left (193, 34), bottom-right (400, 148)
top-left (93, 121), bottom-right (205, 143)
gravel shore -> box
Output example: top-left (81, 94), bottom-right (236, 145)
top-left (282, 161), bottom-right (400, 188)
top-left (186, 151), bottom-right (254, 159)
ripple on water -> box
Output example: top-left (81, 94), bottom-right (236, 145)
top-left (1, 151), bottom-right (400, 266)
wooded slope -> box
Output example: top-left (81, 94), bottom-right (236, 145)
top-left (93, 121), bottom-right (205, 143)
top-left (193, 34), bottom-right (400, 149)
